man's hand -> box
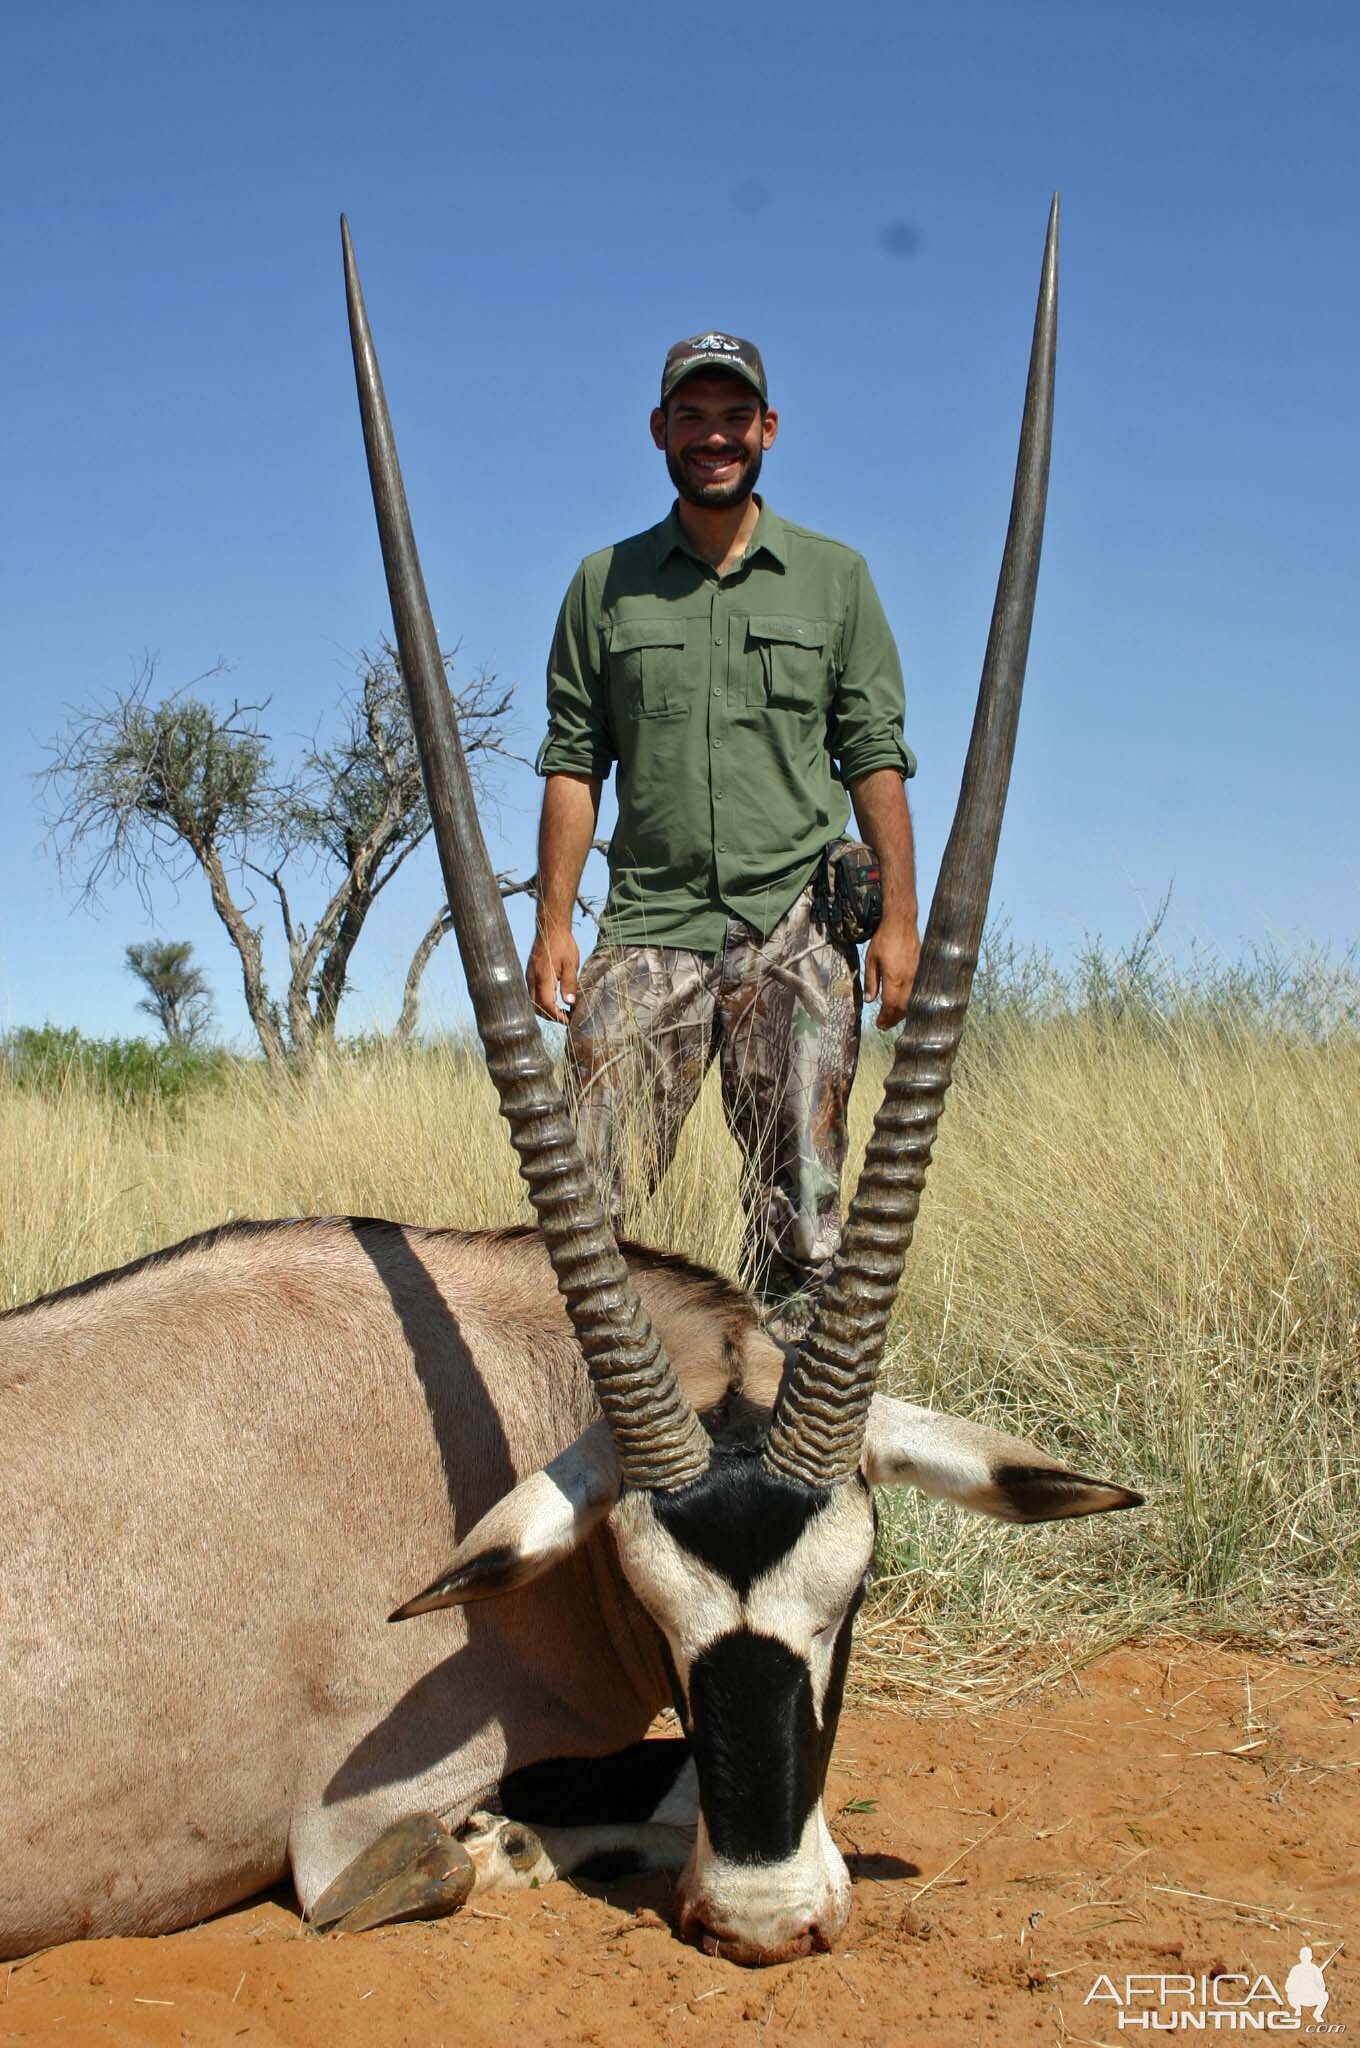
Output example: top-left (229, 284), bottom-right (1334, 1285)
top-left (527, 925), bottom-right (580, 1025)
top-left (528, 772), bottom-right (602, 1024)
top-left (863, 915), bottom-right (920, 1030)
top-left (847, 767), bottom-right (920, 1030)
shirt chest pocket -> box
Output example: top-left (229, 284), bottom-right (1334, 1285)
top-left (742, 614), bottom-right (832, 710)
top-left (608, 617), bottom-right (689, 718)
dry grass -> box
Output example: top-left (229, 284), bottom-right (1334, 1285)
top-left (858, 1011), bottom-right (1360, 1691)
top-left (0, 1045), bottom-right (525, 1309)
top-left (3, 1011), bottom-right (1356, 1691)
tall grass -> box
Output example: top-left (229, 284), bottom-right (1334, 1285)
top-left (3, 942), bottom-right (1357, 1686)
top-left (861, 1015), bottom-right (1358, 1692)
top-left (0, 1036), bottom-right (526, 1310)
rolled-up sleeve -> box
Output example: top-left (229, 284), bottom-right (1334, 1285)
top-left (827, 555), bottom-right (916, 786)
top-left (536, 561), bottom-right (615, 778)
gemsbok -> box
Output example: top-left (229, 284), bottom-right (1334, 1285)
top-left (0, 197), bottom-right (1140, 1967)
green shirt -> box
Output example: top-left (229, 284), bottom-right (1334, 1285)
top-left (537, 500), bottom-right (915, 950)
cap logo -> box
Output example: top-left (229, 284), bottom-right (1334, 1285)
top-left (661, 331), bottom-right (766, 404)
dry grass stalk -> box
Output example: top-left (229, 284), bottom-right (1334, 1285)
top-left (3, 1010), bottom-right (1356, 1692)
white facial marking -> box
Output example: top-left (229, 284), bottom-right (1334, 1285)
top-left (610, 1483), bottom-right (872, 1711)
top-left (680, 1807), bottom-right (852, 1957)
top-left (608, 1492), bottom-right (740, 1714)
top-left (740, 1488), bottom-right (874, 1711)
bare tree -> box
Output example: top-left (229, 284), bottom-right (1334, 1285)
top-left (391, 857), bottom-right (607, 1043)
top-left (44, 644), bottom-right (523, 1072)
top-left (125, 938), bottom-right (215, 1046)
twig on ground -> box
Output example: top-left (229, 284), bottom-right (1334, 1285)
top-left (911, 1804), bottom-right (1018, 1904)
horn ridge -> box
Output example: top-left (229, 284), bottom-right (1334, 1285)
top-left (471, 1011), bottom-right (705, 1480)
top-left (340, 216), bottom-right (709, 1493)
top-left (766, 197), bottom-right (1059, 1488)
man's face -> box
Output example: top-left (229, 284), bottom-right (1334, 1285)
top-left (650, 374), bottom-right (779, 510)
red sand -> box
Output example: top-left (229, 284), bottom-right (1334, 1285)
top-left (4, 1644), bottom-right (1354, 2048)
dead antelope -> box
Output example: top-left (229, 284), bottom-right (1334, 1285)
top-left (0, 198), bottom-right (1139, 1968)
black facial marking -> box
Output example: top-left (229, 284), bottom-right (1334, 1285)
top-left (653, 1452), bottom-right (830, 1600)
top-left (818, 1574), bottom-right (866, 1779)
top-left (688, 1632), bottom-right (819, 1865)
top-left (498, 1739), bottom-right (691, 1829)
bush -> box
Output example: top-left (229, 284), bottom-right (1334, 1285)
top-left (0, 1024), bottom-right (231, 1112)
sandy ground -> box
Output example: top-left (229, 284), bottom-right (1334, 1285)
top-left (3, 1643), bottom-right (1355, 2048)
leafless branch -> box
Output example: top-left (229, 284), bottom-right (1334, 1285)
top-left (39, 639), bottom-right (523, 1068)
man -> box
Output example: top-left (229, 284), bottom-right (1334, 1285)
top-left (527, 330), bottom-right (920, 1336)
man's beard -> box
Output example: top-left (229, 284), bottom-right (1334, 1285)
top-left (666, 438), bottom-right (763, 509)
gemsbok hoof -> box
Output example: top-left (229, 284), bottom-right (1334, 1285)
top-left (308, 1813), bottom-right (475, 1935)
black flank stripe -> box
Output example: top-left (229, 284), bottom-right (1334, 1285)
top-left (498, 1739), bottom-right (692, 1829)
top-left (574, 1849), bottom-right (648, 1883)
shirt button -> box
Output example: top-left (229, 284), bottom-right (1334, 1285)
top-left (713, 633), bottom-right (721, 645)
top-left (713, 738), bottom-right (722, 749)
top-left (712, 687), bottom-right (721, 697)
top-left (717, 841), bottom-right (726, 850)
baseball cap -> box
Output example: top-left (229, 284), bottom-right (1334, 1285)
top-left (661, 331), bottom-right (768, 406)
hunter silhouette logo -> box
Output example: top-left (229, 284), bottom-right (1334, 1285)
top-left (1081, 1940), bottom-right (1345, 2031)
top-left (1287, 1947), bottom-right (1335, 2024)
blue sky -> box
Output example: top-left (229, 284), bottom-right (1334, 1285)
top-left (3, 1), bottom-right (1356, 1045)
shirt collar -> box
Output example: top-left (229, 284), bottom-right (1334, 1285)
top-left (653, 497), bottom-right (788, 572)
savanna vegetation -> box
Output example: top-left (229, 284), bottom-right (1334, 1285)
top-left (3, 930), bottom-right (1356, 1697)
top-left (41, 646), bottom-right (520, 1072)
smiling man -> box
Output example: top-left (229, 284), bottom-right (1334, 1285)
top-left (527, 331), bottom-right (919, 1336)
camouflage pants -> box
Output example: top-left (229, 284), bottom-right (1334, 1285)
top-left (566, 882), bottom-right (861, 1325)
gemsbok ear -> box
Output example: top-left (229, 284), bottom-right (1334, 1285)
top-left (862, 1394), bottom-right (1143, 1524)
top-left (390, 1421), bottom-right (622, 1618)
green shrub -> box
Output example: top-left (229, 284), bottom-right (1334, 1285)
top-left (0, 1024), bottom-right (231, 1112)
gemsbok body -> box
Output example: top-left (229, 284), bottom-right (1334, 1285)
top-left (0, 198), bottom-right (1141, 1967)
